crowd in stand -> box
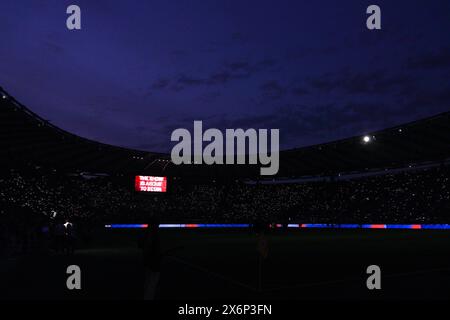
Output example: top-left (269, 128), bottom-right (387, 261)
top-left (1, 164), bottom-right (449, 256)
top-left (0, 165), bottom-right (449, 224)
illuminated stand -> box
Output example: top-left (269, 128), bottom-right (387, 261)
top-left (116, 176), bottom-right (450, 230)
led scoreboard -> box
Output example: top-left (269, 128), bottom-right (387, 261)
top-left (135, 176), bottom-right (167, 193)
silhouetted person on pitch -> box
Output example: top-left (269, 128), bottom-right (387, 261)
top-left (54, 219), bottom-right (65, 254)
top-left (143, 218), bottom-right (161, 300)
top-left (64, 220), bottom-right (75, 255)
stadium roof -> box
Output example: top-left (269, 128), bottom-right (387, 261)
top-left (1, 86), bottom-right (450, 178)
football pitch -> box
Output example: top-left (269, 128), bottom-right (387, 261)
top-left (1, 229), bottom-right (450, 300)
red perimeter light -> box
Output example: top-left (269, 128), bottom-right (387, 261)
top-left (135, 176), bottom-right (167, 193)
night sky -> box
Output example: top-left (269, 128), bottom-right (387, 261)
top-left (1, 0), bottom-right (449, 152)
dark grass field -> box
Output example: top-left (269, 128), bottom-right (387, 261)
top-left (1, 229), bottom-right (450, 300)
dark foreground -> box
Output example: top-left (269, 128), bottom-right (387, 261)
top-left (1, 229), bottom-right (450, 300)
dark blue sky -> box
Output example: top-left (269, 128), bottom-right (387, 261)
top-left (1, 0), bottom-right (449, 152)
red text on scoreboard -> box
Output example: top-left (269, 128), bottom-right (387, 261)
top-left (135, 176), bottom-right (167, 193)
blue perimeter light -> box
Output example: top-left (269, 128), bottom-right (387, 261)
top-left (105, 224), bottom-right (147, 229)
top-left (105, 224), bottom-right (450, 230)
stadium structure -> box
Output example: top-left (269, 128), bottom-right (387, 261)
top-left (1, 86), bottom-right (450, 179)
top-left (1, 86), bottom-right (450, 301)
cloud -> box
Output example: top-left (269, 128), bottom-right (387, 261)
top-left (285, 45), bottom-right (340, 61)
top-left (195, 91), bottom-right (221, 104)
top-left (44, 41), bottom-right (64, 55)
top-left (151, 78), bottom-right (170, 90)
top-left (291, 86), bottom-right (309, 96)
top-left (306, 69), bottom-right (414, 95)
top-left (407, 47), bottom-right (450, 70)
top-left (150, 58), bottom-right (277, 92)
top-left (177, 74), bottom-right (208, 86)
top-left (231, 32), bottom-right (249, 45)
top-left (170, 50), bottom-right (188, 57)
top-left (403, 87), bottom-right (450, 115)
top-left (130, 82), bottom-right (450, 153)
top-left (259, 80), bottom-right (286, 100)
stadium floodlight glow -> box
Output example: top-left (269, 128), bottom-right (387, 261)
top-left (363, 135), bottom-right (371, 143)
